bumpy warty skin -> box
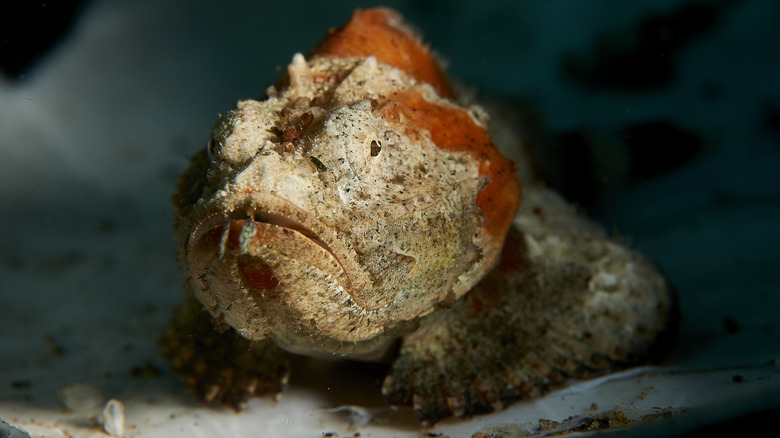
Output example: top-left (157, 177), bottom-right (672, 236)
top-left (168, 7), bottom-right (676, 424)
top-left (173, 27), bottom-right (519, 358)
top-left (382, 185), bottom-right (677, 423)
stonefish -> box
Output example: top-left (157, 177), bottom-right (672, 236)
top-left (163, 8), bottom-right (676, 424)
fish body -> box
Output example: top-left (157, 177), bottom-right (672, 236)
top-left (164, 8), bottom-right (676, 424)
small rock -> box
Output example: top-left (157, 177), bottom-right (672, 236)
top-left (102, 399), bottom-right (125, 436)
top-left (58, 383), bottom-right (105, 413)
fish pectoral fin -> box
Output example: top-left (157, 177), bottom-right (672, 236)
top-left (160, 295), bottom-right (291, 410)
top-left (382, 193), bottom-right (676, 424)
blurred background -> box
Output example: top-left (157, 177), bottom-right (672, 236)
top-left (1, 1), bottom-right (779, 436)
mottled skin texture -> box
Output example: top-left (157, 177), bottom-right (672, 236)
top-left (382, 187), bottom-right (676, 423)
top-left (162, 8), bottom-right (676, 425)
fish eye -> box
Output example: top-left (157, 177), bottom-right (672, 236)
top-left (370, 140), bottom-right (382, 157)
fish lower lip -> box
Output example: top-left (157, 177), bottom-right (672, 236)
top-left (188, 197), bottom-right (353, 296)
top-left (249, 209), bottom-right (334, 258)
top-left (227, 217), bottom-right (351, 292)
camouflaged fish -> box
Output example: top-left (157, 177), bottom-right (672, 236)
top-left (162, 8), bottom-right (676, 424)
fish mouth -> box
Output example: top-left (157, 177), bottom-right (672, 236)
top-left (188, 193), bottom-right (355, 298)
top-left (185, 193), bottom-right (386, 350)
